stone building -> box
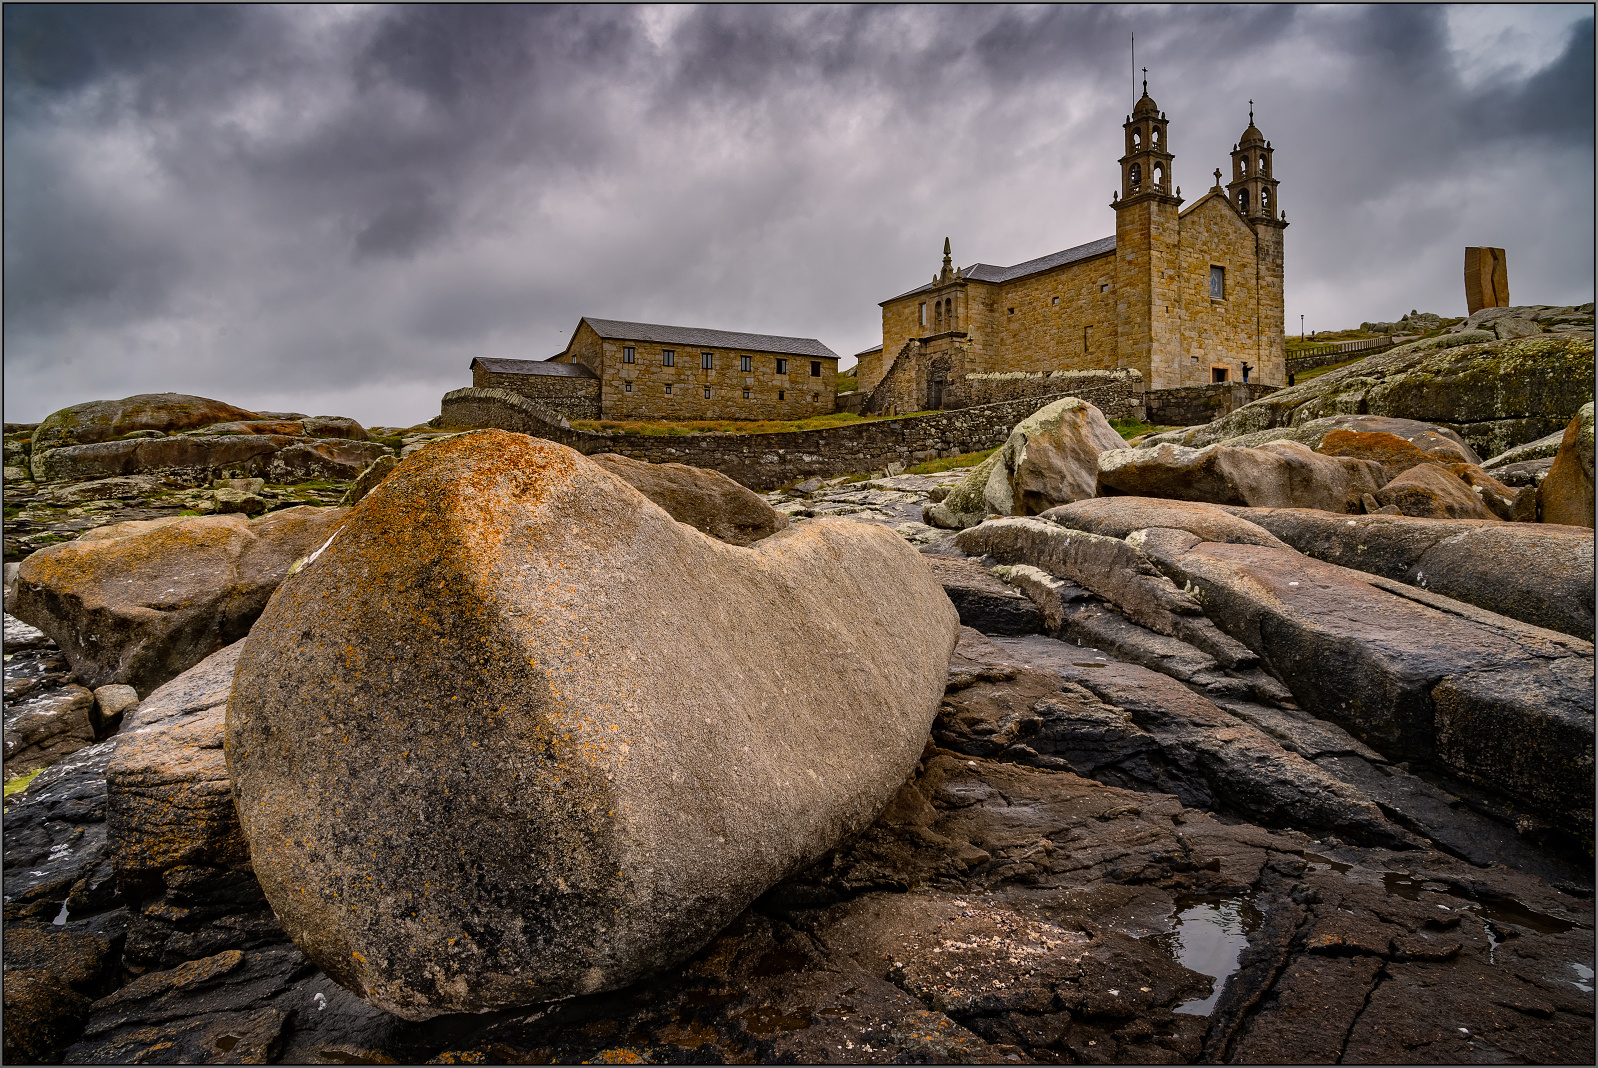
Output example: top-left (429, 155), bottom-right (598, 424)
top-left (860, 87), bottom-right (1288, 409)
top-left (481, 318), bottom-right (841, 422)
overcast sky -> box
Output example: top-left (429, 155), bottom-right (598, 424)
top-left (5, 4), bottom-right (1592, 427)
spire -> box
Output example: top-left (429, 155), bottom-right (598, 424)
top-left (938, 237), bottom-right (955, 283)
top-left (1249, 99), bottom-right (1254, 124)
top-left (1142, 67), bottom-right (1148, 96)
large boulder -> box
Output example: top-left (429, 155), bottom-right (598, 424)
top-left (591, 453), bottom-right (787, 546)
top-left (31, 434), bottom-right (293, 485)
top-left (259, 439), bottom-right (393, 483)
top-left (1186, 334), bottom-right (1594, 459)
top-left (924, 449), bottom-right (1004, 529)
top-left (1540, 402), bottom-right (1594, 528)
top-left (1229, 508), bottom-right (1594, 642)
top-left (3, 683), bottom-right (96, 777)
top-left (31, 394), bottom-right (260, 457)
top-left (1373, 463), bottom-right (1496, 520)
top-left (225, 430), bottom-right (961, 1019)
top-left (994, 397), bottom-right (1126, 515)
top-left (11, 506), bottom-right (348, 694)
top-left (1098, 439), bottom-right (1385, 512)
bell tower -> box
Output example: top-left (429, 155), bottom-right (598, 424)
top-left (1227, 102), bottom-right (1281, 222)
top-left (1226, 102), bottom-right (1288, 388)
top-left (1113, 73), bottom-right (1183, 388)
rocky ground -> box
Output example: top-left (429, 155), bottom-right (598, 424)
top-left (4, 324), bottom-right (1593, 1064)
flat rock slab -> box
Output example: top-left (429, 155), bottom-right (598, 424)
top-left (924, 554), bottom-right (1043, 636)
top-left (1228, 507), bottom-right (1595, 641)
top-left (226, 430), bottom-right (961, 1018)
top-left (1150, 539), bottom-right (1594, 841)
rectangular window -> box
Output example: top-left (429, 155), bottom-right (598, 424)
top-left (622, 346), bottom-right (635, 363)
top-left (624, 381), bottom-right (632, 392)
top-left (665, 384), bottom-right (672, 394)
top-left (1210, 265), bottom-right (1225, 299)
top-left (1052, 296), bottom-right (1059, 306)
top-left (810, 361), bottom-right (821, 377)
top-left (811, 393), bottom-right (818, 402)
top-left (742, 389), bottom-right (751, 399)
top-left (702, 352), bottom-right (713, 370)
top-left (662, 349), bottom-right (675, 366)
top-left (1212, 366), bottom-right (1230, 383)
top-left (778, 390), bottom-right (785, 400)
top-left (704, 387), bottom-right (711, 398)
top-left (739, 355), bottom-right (751, 372)
top-left (776, 358), bottom-right (788, 375)
top-left (1083, 325), bottom-right (1091, 352)
top-left (919, 302), bottom-right (926, 326)
top-left (1008, 307), bottom-right (1015, 315)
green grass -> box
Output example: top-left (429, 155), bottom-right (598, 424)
top-left (1110, 417), bottom-right (1179, 440)
top-left (907, 447), bottom-right (999, 476)
top-left (835, 374), bottom-right (858, 393)
top-left (1291, 356), bottom-right (1370, 384)
top-left (4, 768), bottom-right (42, 799)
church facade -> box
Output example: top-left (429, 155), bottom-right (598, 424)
top-left (859, 88), bottom-right (1288, 408)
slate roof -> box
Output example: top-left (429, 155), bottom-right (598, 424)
top-left (580, 317), bottom-right (839, 359)
top-left (472, 357), bottom-right (597, 379)
top-left (883, 234), bottom-right (1117, 304)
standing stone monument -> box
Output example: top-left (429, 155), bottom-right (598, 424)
top-left (1464, 247), bottom-right (1509, 314)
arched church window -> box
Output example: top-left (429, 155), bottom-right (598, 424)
top-left (1152, 127), bottom-right (1161, 147)
top-left (1261, 188), bottom-right (1271, 211)
top-left (1132, 130), bottom-right (1142, 149)
top-left (1130, 163), bottom-right (1142, 191)
top-left (1153, 164), bottom-right (1165, 190)
top-left (1238, 189), bottom-right (1249, 213)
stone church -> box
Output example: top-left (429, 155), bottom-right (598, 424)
top-left (859, 85), bottom-right (1288, 410)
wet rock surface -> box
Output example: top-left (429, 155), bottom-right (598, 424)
top-left (6, 427), bottom-right (1593, 1064)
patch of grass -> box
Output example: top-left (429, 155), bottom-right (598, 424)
top-left (1109, 417), bottom-right (1179, 440)
top-left (835, 374), bottom-right (858, 393)
top-left (1292, 356), bottom-right (1370, 384)
top-left (4, 768), bottom-right (43, 799)
top-left (907, 447), bottom-right (999, 476)
top-left (570, 411), bottom-right (925, 436)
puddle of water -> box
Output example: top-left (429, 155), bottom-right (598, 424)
top-left (1149, 896), bottom-right (1262, 1016)
top-left (1570, 963), bottom-right (1594, 994)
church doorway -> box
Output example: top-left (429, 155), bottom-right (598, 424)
top-left (928, 377), bottom-right (945, 410)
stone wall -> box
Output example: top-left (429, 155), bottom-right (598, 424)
top-left (440, 386), bottom-right (1097, 490)
top-left (1144, 381), bottom-right (1280, 426)
top-left (961, 369), bottom-right (1143, 418)
top-left (470, 369), bottom-right (602, 420)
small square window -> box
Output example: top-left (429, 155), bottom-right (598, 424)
top-left (665, 384), bottom-right (672, 394)
top-left (1100, 284), bottom-right (1109, 293)
top-left (1008, 307), bottom-right (1015, 315)
top-left (702, 352), bottom-right (713, 370)
top-left (776, 358), bottom-right (788, 375)
top-left (1210, 265), bottom-right (1225, 299)
top-left (624, 381), bottom-right (632, 392)
top-left (810, 361), bottom-right (821, 377)
top-left (742, 389), bottom-right (751, 399)
top-left (704, 387), bottom-right (711, 398)
top-left (778, 390), bottom-right (785, 401)
top-left (622, 346), bottom-right (635, 363)
top-left (811, 393), bottom-right (818, 402)
top-left (740, 355), bottom-right (751, 372)
top-left (1052, 296), bottom-right (1059, 306)
top-left (662, 349), bottom-right (675, 366)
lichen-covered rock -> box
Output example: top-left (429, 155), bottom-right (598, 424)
top-left (591, 453), bottom-right (788, 546)
top-left (225, 430), bottom-right (961, 1019)
top-left (1373, 463), bottom-right (1496, 520)
top-left (12, 506), bottom-right (348, 694)
top-left (995, 397), bottom-right (1126, 515)
top-left (339, 455), bottom-right (400, 506)
top-left (30, 394), bottom-right (260, 458)
top-left (1098, 440), bottom-right (1385, 512)
top-left (1188, 335), bottom-right (1594, 459)
top-left (260, 439), bottom-right (393, 483)
top-left (1540, 402), bottom-right (1594, 528)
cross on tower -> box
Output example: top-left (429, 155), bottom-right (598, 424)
top-left (1249, 100), bottom-right (1254, 123)
top-left (1142, 67), bottom-right (1148, 94)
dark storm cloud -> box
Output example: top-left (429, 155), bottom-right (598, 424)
top-left (4, 4), bottom-right (1591, 426)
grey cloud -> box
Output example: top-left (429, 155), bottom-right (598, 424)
top-left (3, 4), bottom-right (1591, 427)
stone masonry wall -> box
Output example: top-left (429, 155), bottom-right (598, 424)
top-left (589, 334), bottom-right (837, 422)
top-left (1144, 381), bottom-right (1280, 426)
top-left (470, 369), bottom-right (602, 420)
top-left (440, 386), bottom-right (1094, 490)
top-left (961, 369), bottom-right (1143, 418)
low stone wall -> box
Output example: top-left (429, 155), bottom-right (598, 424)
top-left (960, 370), bottom-right (1144, 419)
top-left (440, 387), bottom-right (1095, 490)
top-left (1144, 382), bottom-right (1280, 427)
top-left (471, 369), bottom-right (602, 420)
